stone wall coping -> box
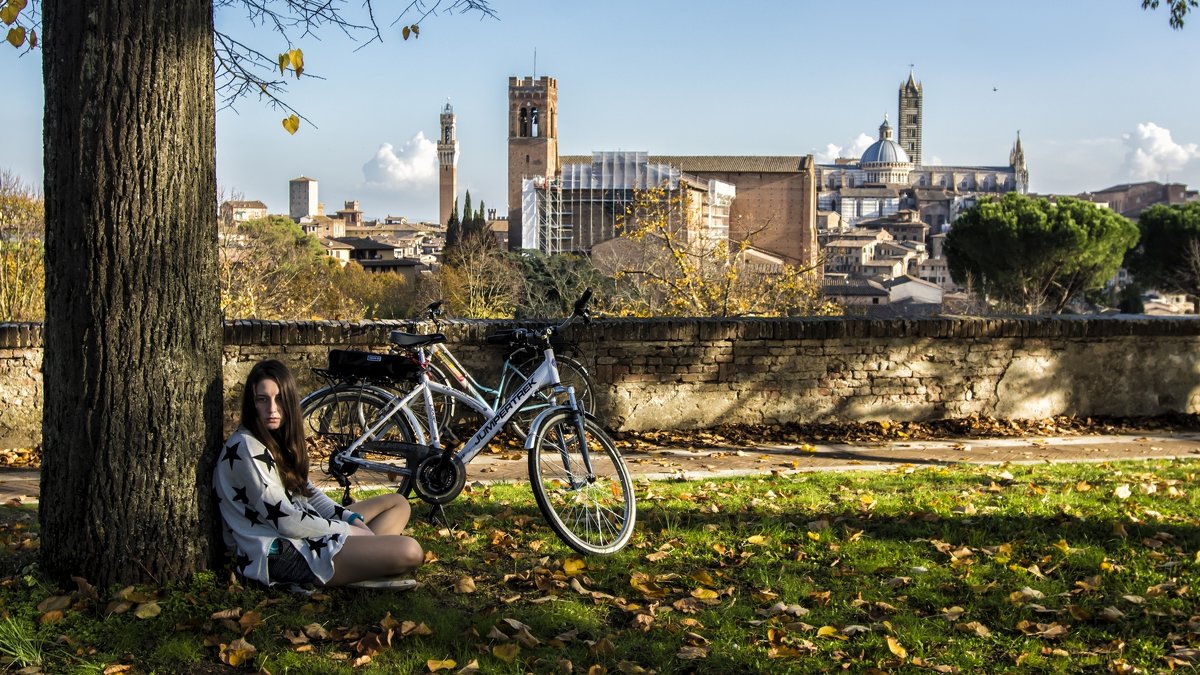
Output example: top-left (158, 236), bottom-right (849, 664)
top-left (4, 316), bottom-right (1200, 349)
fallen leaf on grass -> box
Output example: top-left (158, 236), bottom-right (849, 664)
top-left (238, 609), bottom-right (262, 633)
top-left (455, 576), bottom-right (477, 593)
top-left (304, 623), bottom-right (330, 640)
top-left (1016, 620), bottom-right (1068, 639)
top-left (219, 638), bottom-right (256, 667)
top-left (427, 658), bottom-right (456, 672)
top-left (493, 643), bottom-right (520, 662)
top-left (134, 602), bottom-right (161, 619)
top-left (887, 635), bottom-right (908, 659)
top-left (36, 595), bottom-right (72, 613)
top-left (677, 644), bottom-right (709, 660)
top-left (39, 610), bottom-right (65, 624)
top-left (817, 625), bottom-right (847, 641)
top-left (955, 621), bottom-right (991, 637)
top-left (939, 607), bottom-right (965, 621)
top-left (1009, 587), bottom-right (1045, 604)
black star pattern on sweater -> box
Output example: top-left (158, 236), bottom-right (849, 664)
top-left (235, 551), bottom-right (252, 572)
top-left (298, 507), bottom-right (315, 522)
top-left (222, 441), bottom-right (242, 469)
top-left (252, 449), bottom-right (277, 473)
top-left (264, 500), bottom-right (288, 528)
top-left (305, 537), bottom-right (329, 557)
top-left (332, 504), bottom-right (349, 519)
top-left (232, 486), bottom-right (250, 504)
top-left (243, 506), bottom-right (262, 526)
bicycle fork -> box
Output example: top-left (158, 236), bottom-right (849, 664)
top-left (554, 388), bottom-right (595, 490)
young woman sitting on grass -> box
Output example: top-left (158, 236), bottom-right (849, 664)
top-left (213, 359), bottom-right (423, 589)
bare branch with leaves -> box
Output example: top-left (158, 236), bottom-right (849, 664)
top-left (0, 169), bottom-right (44, 321)
top-left (596, 183), bottom-right (838, 318)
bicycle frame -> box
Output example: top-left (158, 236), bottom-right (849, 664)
top-left (336, 344), bottom-right (578, 477)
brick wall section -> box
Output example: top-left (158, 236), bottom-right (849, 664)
top-left (0, 323), bottom-right (44, 447)
top-left (4, 316), bottom-right (1200, 446)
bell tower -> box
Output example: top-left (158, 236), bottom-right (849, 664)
top-left (438, 101), bottom-right (459, 227)
top-left (507, 75), bottom-right (559, 250)
top-left (898, 70), bottom-right (923, 167)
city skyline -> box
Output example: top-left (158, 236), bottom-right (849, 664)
top-left (3, 1), bottom-right (1199, 222)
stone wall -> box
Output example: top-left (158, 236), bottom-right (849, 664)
top-left (3, 316), bottom-right (1200, 446)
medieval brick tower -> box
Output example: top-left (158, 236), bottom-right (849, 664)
top-left (898, 71), bottom-right (923, 167)
top-left (507, 76), bottom-right (559, 250)
top-left (438, 101), bottom-right (459, 227)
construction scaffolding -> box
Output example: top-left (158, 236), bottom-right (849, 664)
top-left (520, 151), bottom-right (735, 256)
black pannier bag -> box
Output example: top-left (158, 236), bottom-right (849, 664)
top-left (327, 349), bottom-right (422, 381)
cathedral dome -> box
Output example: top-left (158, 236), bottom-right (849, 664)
top-left (861, 138), bottom-right (909, 165)
top-left (860, 116), bottom-right (912, 185)
top-left (861, 118), bottom-right (910, 166)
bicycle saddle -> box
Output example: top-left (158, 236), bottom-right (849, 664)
top-left (389, 331), bottom-right (448, 347)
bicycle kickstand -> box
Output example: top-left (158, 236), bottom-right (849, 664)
top-left (426, 503), bottom-right (451, 527)
top-left (340, 485), bottom-right (354, 506)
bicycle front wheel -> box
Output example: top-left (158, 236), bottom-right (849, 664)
top-left (528, 412), bottom-right (635, 555)
top-left (301, 386), bottom-right (419, 497)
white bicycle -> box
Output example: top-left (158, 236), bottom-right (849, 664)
top-left (301, 290), bottom-right (636, 555)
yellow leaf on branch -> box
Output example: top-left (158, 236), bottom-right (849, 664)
top-left (288, 48), bottom-right (304, 77)
top-left (6, 25), bottom-right (25, 48)
top-left (282, 114), bottom-right (300, 135)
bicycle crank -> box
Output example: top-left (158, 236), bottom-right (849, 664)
top-left (412, 453), bottom-right (467, 504)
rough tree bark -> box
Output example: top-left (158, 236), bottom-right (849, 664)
top-left (40, 0), bottom-right (223, 586)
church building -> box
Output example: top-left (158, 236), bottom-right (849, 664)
top-left (817, 72), bottom-right (1028, 232)
top-left (505, 71), bottom-right (1028, 266)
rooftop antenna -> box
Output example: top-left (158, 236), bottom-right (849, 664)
top-left (533, 48), bottom-right (537, 79)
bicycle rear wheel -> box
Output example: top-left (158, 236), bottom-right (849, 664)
top-left (504, 354), bottom-right (596, 438)
top-left (528, 412), bottom-right (635, 555)
top-left (301, 386), bottom-right (419, 497)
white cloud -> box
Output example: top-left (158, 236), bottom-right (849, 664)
top-left (362, 132), bottom-right (438, 188)
top-left (1120, 122), bottom-right (1199, 182)
top-left (816, 133), bottom-right (874, 163)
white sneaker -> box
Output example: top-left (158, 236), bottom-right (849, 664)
top-left (345, 577), bottom-right (420, 590)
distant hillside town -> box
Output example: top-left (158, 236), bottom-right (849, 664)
top-left (219, 71), bottom-right (1199, 317)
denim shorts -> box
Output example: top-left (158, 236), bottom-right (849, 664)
top-left (268, 540), bottom-right (319, 585)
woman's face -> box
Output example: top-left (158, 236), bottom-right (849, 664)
top-left (254, 378), bottom-right (284, 430)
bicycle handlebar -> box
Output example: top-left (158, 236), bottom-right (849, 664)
top-left (573, 287), bottom-right (593, 318)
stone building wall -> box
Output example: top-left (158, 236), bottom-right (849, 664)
top-left (3, 316), bottom-right (1199, 447)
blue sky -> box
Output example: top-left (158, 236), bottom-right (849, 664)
top-left (3, 1), bottom-right (1199, 222)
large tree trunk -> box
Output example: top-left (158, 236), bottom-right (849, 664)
top-left (41, 0), bottom-right (222, 586)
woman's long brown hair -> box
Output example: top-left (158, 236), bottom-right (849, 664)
top-left (240, 359), bottom-right (311, 496)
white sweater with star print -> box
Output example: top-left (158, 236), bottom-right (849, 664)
top-left (214, 427), bottom-right (355, 586)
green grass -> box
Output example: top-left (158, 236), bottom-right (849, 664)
top-left (2, 459), bottom-right (1199, 673)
